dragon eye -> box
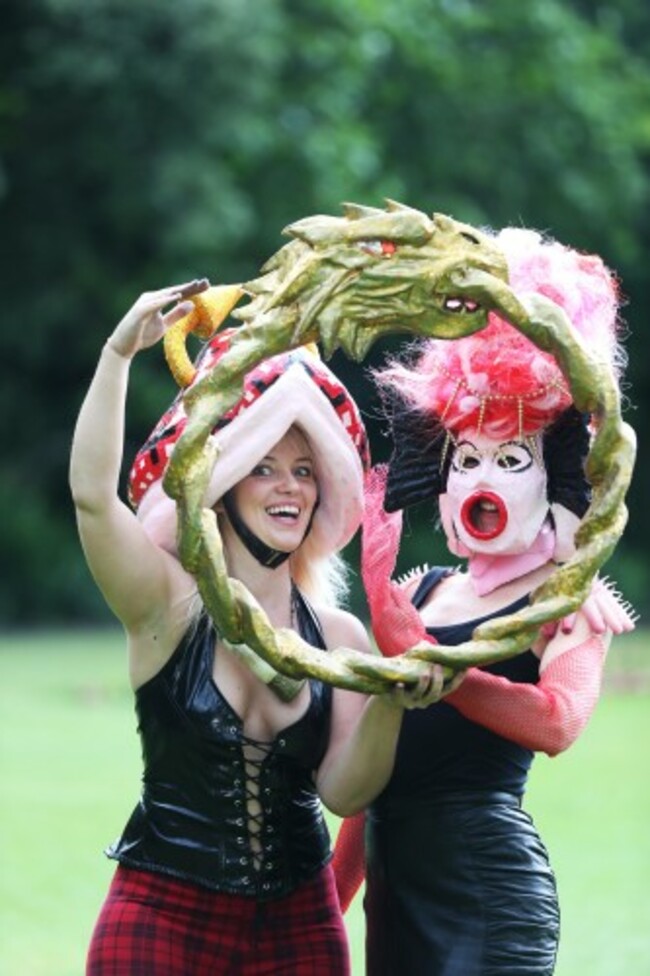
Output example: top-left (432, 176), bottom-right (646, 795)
top-left (460, 231), bottom-right (480, 245)
top-left (358, 240), bottom-right (397, 256)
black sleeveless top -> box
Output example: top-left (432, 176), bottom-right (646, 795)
top-left (373, 568), bottom-right (540, 814)
top-left (107, 590), bottom-right (333, 900)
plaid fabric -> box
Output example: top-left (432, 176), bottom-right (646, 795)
top-left (86, 864), bottom-right (350, 975)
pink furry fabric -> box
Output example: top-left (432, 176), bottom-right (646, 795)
top-left (446, 635), bottom-right (608, 756)
top-left (331, 813), bottom-right (366, 913)
top-left (361, 466), bottom-right (432, 657)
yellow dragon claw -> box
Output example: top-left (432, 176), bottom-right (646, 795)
top-left (164, 284), bottom-right (244, 387)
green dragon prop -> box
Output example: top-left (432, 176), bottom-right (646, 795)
top-left (162, 201), bottom-right (636, 694)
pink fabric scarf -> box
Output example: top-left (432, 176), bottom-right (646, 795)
top-left (467, 520), bottom-right (556, 596)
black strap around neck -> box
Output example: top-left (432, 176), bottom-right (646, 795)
top-left (222, 492), bottom-right (291, 568)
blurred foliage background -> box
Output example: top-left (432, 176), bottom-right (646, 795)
top-left (2, 0), bottom-right (649, 626)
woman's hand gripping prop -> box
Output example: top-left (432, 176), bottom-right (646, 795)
top-left (159, 202), bottom-right (636, 693)
top-left (541, 576), bottom-right (637, 638)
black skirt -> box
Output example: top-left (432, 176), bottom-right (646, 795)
top-left (365, 791), bottom-right (559, 976)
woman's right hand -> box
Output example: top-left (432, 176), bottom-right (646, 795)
top-left (107, 279), bottom-right (209, 359)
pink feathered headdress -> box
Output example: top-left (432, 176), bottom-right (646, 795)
top-left (376, 227), bottom-right (624, 518)
top-left (381, 227), bottom-right (623, 442)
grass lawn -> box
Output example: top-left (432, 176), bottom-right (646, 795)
top-left (1, 628), bottom-right (649, 975)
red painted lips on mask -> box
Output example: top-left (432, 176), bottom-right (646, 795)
top-left (460, 491), bottom-right (508, 540)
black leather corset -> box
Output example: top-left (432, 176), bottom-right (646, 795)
top-left (108, 598), bottom-right (332, 900)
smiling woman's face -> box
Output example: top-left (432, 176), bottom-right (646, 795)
top-left (439, 429), bottom-right (549, 557)
top-left (228, 427), bottom-right (319, 554)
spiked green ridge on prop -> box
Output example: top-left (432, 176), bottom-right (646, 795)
top-left (162, 201), bottom-right (636, 695)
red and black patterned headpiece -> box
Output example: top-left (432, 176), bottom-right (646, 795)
top-left (129, 330), bottom-right (369, 562)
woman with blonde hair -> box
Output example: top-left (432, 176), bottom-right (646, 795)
top-left (70, 279), bottom-right (446, 975)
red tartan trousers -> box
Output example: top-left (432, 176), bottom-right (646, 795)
top-left (86, 864), bottom-right (350, 975)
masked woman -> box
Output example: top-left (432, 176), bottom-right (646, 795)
top-left (70, 280), bottom-right (450, 976)
top-left (331, 229), bottom-right (635, 975)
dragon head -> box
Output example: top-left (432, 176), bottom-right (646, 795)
top-left (232, 200), bottom-right (510, 360)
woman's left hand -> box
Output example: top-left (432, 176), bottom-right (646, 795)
top-left (541, 576), bottom-right (637, 638)
top-left (389, 665), bottom-right (466, 710)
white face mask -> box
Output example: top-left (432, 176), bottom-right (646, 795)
top-left (439, 430), bottom-right (549, 557)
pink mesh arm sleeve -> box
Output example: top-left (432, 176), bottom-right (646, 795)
top-left (362, 466), bottom-right (432, 657)
top-left (331, 813), bottom-right (366, 913)
top-left (445, 635), bottom-right (608, 756)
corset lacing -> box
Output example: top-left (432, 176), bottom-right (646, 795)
top-left (241, 732), bottom-right (275, 872)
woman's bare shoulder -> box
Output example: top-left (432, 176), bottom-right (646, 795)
top-left (311, 602), bottom-right (372, 654)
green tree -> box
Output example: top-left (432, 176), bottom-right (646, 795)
top-left (1, 0), bottom-right (649, 622)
